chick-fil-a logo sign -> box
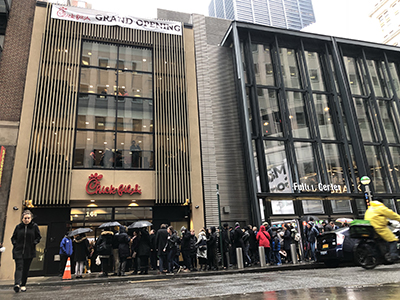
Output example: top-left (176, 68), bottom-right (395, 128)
top-left (56, 6), bottom-right (90, 21)
top-left (86, 173), bottom-right (141, 196)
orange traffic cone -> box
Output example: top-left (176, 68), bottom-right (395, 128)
top-left (62, 257), bottom-right (72, 280)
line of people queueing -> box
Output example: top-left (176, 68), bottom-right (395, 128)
top-left (58, 220), bottom-right (325, 278)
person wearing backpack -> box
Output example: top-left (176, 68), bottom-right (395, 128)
top-left (271, 231), bottom-right (281, 266)
top-left (306, 222), bottom-right (319, 262)
top-left (256, 225), bottom-right (271, 264)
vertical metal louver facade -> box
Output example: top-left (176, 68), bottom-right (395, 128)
top-left (25, 4), bottom-right (191, 206)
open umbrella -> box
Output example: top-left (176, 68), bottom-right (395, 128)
top-left (99, 221), bottom-right (121, 229)
top-left (128, 220), bottom-right (153, 229)
top-left (335, 218), bottom-right (353, 224)
top-left (68, 227), bottom-right (93, 237)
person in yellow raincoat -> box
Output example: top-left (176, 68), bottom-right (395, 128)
top-left (364, 200), bottom-right (400, 261)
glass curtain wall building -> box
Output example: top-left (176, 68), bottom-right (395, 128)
top-left (222, 22), bottom-right (400, 222)
top-left (208, 0), bottom-right (315, 30)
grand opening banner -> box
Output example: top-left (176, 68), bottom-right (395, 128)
top-left (51, 5), bottom-right (182, 36)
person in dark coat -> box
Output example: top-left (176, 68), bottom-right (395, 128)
top-left (166, 226), bottom-right (181, 273)
top-left (189, 229), bottom-right (198, 271)
top-left (249, 226), bottom-right (258, 264)
top-left (233, 222), bottom-right (244, 266)
top-left (283, 223), bottom-right (292, 263)
top-left (11, 210), bottom-right (41, 293)
top-left (155, 224), bottom-right (169, 273)
top-left (130, 231), bottom-right (140, 275)
top-left (221, 223), bottom-right (231, 269)
top-left (96, 229), bottom-right (114, 277)
top-left (73, 233), bottom-right (89, 278)
top-left (117, 226), bottom-right (130, 276)
top-left (149, 229), bottom-right (157, 270)
top-left (59, 234), bottom-right (73, 276)
top-left (180, 226), bottom-right (191, 271)
top-left (137, 228), bottom-right (151, 274)
top-left (207, 227), bottom-right (218, 271)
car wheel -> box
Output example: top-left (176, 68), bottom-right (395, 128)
top-left (324, 260), bottom-right (339, 268)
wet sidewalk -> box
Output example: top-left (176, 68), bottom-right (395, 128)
top-left (0, 261), bottom-right (326, 288)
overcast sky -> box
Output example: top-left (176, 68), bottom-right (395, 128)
top-left (90, 0), bottom-right (384, 43)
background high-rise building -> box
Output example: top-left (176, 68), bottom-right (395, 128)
top-left (208, 0), bottom-right (315, 30)
top-left (370, 0), bottom-right (400, 46)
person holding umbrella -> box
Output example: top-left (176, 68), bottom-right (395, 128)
top-left (11, 210), bottom-right (41, 293)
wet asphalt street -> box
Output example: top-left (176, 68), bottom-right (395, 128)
top-left (1, 264), bottom-right (400, 299)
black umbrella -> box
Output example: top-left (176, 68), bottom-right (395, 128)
top-left (68, 227), bottom-right (93, 237)
top-left (128, 220), bottom-right (153, 229)
top-left (99, 221), bottom-right (121, 229)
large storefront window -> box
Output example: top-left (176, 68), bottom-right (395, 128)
top-left (302, 200), bottom-right (324, 214)
top-left (294, 142), bottom-right (318, 186)
top-left (258, 88), bottom-right (283, 137)
top-left (364, 145), bottom-right (386, 192)
top-left (287, 92), bottom-right (310, 138)
top-left (331, 200), bottom-right (352, 213)
top-left (74, 42), bottom-right (153, 169)
top-left (271, 200), bottom-right (295, 214)
top-left (265, 140), bottom-right (291, 193)
top-left (322, 143), bottom-right (346, 187)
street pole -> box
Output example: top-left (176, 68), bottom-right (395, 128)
top-left (360, 176), bottom-right (372, 208)
top-left (216, 184), bottom-right (224, 268)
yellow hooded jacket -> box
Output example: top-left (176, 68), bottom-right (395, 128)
top-left (364, 201), bottom-right (400, 242)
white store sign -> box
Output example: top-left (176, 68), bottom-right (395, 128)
top-left (51, 5), bottom-right (182, 36)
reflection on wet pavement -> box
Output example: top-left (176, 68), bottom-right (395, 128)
top-left (195, 283), bottom-right (400, 300)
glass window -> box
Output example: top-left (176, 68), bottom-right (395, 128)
top-left (76, 94), bottom-right (116, 130)
top-left (364, 145), bottom-right (386, 193)
top-left (331, 200), bottom-right (352, 213)
top-left (388, 62), bottom-right (400, 95)
top-left (258, 89), bottom-right (283, 137)
top-left (116, 133), bottom-right (153, 169)
top-left (264, 140), bottom-right (292, 193)
top-left (366, 60), bottom-right (387, 98)
top-left (343, 56), bottom-right (365, 95)
top-left (80, 68), bottom-right (116, 94)
top-left (74, 131), bottom-right (115, 168)
top-left (314, 94), bottom-right (336, 140)
top-left (287, 91), bottom-right (310, 138)
top-left (118, 72), bottom-right (153, 98)
top-left (389, 147), bottom-right (400, 188)
top-left (252, 44), bottom-right (275, 86)
top-left (305, 51), bottom-right (326, 91)
top-left (353, 97), bottom-right (377, 142)
top-left (117, 98), bottom-right (153, 132)
top-left (280, 48), bottom-right (301, 89)
top-left (76, 42), bottom-right (153, 170)
top-left (377, 100), bottom-right (399, 143)
top-left (302, 200), bottom-right (324, 214)
top-left (114, 207), bottom-right (153, 220)
top-left (322, 143), bottom-right (346, 188)
top-left (253, 141), bottom-right (261, 193)
top-left (81, 42), bottom-right (118, 68)
top-left (119, 46), bottom-right (152, 72)
top-left (70, 207), bottom-right (113, 222)
top-left (271, 200), bottom-right (295, 214)
top-left (294, 142), bottom-right (318, 187)
top-left (355, 198), bottom-right (367, 215)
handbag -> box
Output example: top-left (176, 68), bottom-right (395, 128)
top-left (95, 256), bottom-right (101, 265)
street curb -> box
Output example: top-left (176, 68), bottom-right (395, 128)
top-left (0, 263), bottom-right (328, 288)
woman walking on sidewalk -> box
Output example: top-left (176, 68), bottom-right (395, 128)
top-left (11, 210), bottom-right (41, 293)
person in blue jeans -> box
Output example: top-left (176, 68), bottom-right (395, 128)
top-left (305, 222), bottom-right (319, 262)
top-left (271, 233), bottom-right (282, 266)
